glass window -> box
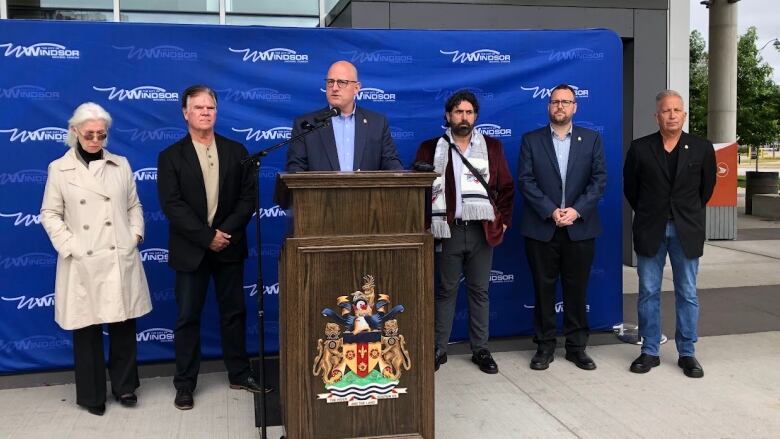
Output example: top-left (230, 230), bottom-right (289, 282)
top-left (225, 14), bottom-right (319, 27)
top-left (120, 11), bottom-right (219, 25)
top-left (8, 7), bottom-right (112, 21)
top-left (228, 0), bottom-right (317, 16)
top-left (120, 0), bottom-right (219, 13)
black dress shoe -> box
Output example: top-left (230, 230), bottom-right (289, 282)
top-left (471, 349), bottom-right (498, 374)
top-left (174, 389), bottom-right (194, 410)
top-left (530, 350), bottom-right (554, 371)
top-left (434, 349), bottom-right (448, 372)
top-left (86, 404), bottom-right (105, 416)
top-left (229, 376), bottom-right (273, 394)
top-left (565, 351), bottom-right (597, 370)
top-left (678, 356), bottom-right (704, 378)
top-left (115, 392), bottom-right (137, 407)
top-left (629, 353), bottom-right (660, 374)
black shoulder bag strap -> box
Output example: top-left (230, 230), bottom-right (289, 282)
top-left (441, 135), bottom-right (497, 203)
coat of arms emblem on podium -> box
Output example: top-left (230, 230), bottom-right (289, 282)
top-left (312, 275), bottom-right (411, 406)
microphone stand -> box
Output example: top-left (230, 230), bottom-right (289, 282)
top-left (242, 119), bottom-right (332, 439)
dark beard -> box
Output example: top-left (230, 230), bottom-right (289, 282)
top-left (451, 123), bottom-right (473, 137)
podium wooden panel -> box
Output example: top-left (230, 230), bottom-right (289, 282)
top-left (278, 171), bottom-right (436, 439)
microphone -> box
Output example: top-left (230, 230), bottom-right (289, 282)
top-left (313, 107), bottom-right (341, 123)
top-left (412, 161), bottom-right (435, 172)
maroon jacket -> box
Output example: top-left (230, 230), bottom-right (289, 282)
top-left (415, 135), bottom-right (514, 228)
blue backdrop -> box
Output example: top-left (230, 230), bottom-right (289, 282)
top-left (0, 20), bottom-right (623, 373)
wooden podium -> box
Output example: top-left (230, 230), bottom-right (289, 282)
top-left (277, 171), bottom-right (436, 439)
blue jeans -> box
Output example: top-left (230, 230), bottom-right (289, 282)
top-left (636, 221), bottom-right (700, 357)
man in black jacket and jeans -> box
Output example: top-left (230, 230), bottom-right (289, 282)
top-left (158, 85), bottom-right (263, 410)
top-left (624, 89), bottom-right (716, 378)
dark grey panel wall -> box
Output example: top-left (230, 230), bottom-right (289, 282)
top-left (387, 4), bottom-right (634, 37)
top-left (347, 0), bottom-right (667, 9)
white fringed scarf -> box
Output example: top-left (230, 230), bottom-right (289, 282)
top-left (430, 129), bottom-right (494, 239)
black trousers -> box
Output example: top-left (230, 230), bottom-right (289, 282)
top-left (173, 255), bottom-right (250, 391)
top-left (525, 228), bottom-right (595, 352)
top-left (72, 319), bottom-right (139, 408)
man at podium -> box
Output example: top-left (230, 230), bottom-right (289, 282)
top-left (286, 60), bottom-right (403, 172)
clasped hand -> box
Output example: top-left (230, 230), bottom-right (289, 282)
top-left (552, 208), bottom-right (579, 227)
top-left (208, 229), bottom-right (231, 252)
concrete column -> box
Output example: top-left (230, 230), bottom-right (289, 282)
top-left (707, 0), bottom-right (738, 144)
top-left (706, 0), bottom-right (739, 240)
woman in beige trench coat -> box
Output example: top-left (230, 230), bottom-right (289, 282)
top-left (40, 102), bottom-right (152, 416)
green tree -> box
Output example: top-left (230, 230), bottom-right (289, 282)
top-left (736, 26), bottom-right (780, 149)
top-left (689, 30), bottom-right (708, 137)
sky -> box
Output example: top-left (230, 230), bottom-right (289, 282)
top-left (690, 0), bottom-right (780, 83)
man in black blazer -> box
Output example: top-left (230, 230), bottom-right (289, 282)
top-left (624, 90), bottom-right (716, 378)
top-left (157, 85), bottom-right (262, 410)
top-left (286, 60), bottom-right (403, 172)
top-left (518, 84), bottom-right (606, 371)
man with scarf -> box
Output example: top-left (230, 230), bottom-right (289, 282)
top-left (414, 90), bottom-right (514, 374)
top-left (518, 83), bottom-right (606, 372)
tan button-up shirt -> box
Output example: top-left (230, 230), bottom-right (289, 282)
top-left (193, 139), bottom-right (219, 226)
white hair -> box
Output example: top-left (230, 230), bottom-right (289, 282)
top-left (655, 89), bottom-right (685, 110)
top-left (65, 102), bottom-right (112, 148)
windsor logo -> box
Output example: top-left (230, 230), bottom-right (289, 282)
top-left (476, 123), bottom-right (512, 138)
top-left (0, 253), bottom-right (56, 269)
top-left (248, 244), bottom-right (281, 258)
top-left (439, 49), bottom-right (511, 64)
top-left (0, 42), bottom-right (80, 59)
top-left (136, 327), bottom-right (174, 342)
top-left (390, 126), bottom-right (415, 141)
top-left (259, 166), bottom-right (281, 181)
top-left (117, 127), bottom-right (186, 143)
top-left (524, 302), bottom-right (590, 313)
top-left (424, 87), bottom-right (495, 102)
top-left (254, 205), bottom-right (287, 219)
top-left (1, 293), bottom-right (55, 310)
top-left (0, 335), bottom-right (71, 353)
top-left (113, 45), bottom-right (197, 61)
top-left (355, 87), bottom-right (396, 103)
top-left (133, 167), bottom-right (158, 182)
top-left (228, 47), bottom-right (309, 63)
top-left (139, 248), bottom-right (168, 263)
top-left (143, 210), bottom-right (167, 223)
top-left (0, 212), bottom-right (41, 227)
top-left (538, 48), bottom-right (604, 62)
top-left (576, 121), bottom-right (605, 135)
top-left (244, 282), bottom-right (280, 297)
top-left (0, 169), bottom-right (47, 185)
top-left (0, 85), bottom-right (60, 101)
top-left (92, 86), bottom-right (179, 102)
top-left (521, 84), bottom-right (590, 100)
top-left (0, 127), bottom-right (67, 143)
top-left (341, 49), bottom-right (413, 64)
top-left (218, 88), bottom-right (291, 103)
top-left (231, 126), bottom-right (292, 142)
top-left (488, 270), bottom-right (514, 283)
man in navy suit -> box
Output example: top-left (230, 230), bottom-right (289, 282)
top-left (518, 84), bottom-right (607, 371)
top-left (286, 60), bottom-right (403, 172)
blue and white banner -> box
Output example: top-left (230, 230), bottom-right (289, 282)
top-left (0, 20), bottom-right (623, 373)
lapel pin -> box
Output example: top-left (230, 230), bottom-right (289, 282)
top-left (684, 144), bottom-right (689, 149)
top-left (363, 118), bottom-right (367, 124)
top-left (577, 136), bottom-right (582, 142)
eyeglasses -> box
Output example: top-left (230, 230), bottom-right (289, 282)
top-left (78, 130), bottom-right (107, 141)
top-left (549, 100), bottom-right (575, 108)
top-left (324, 79), bottom-right (358, 89)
